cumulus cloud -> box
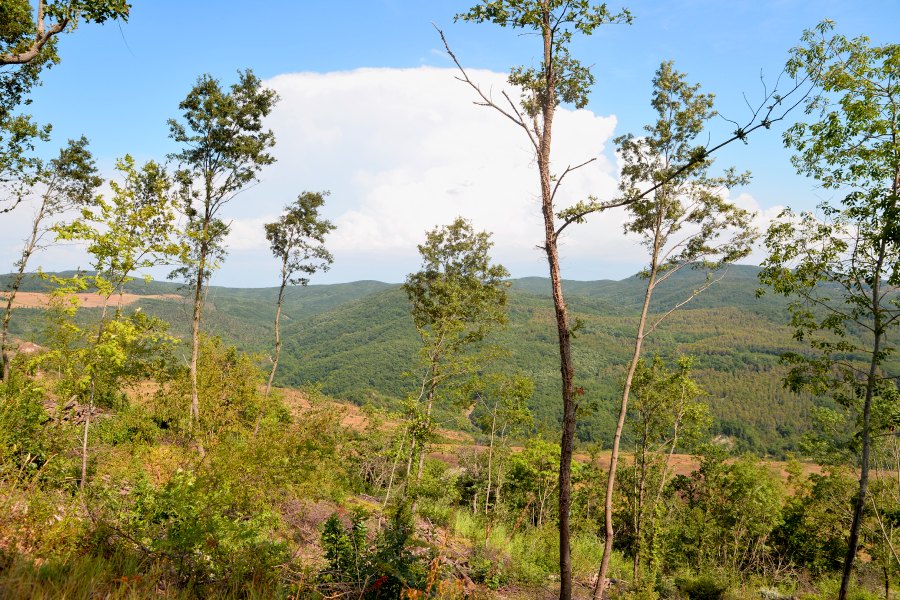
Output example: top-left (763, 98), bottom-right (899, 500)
top-left (2, 66), bottom-right (719, 285)
top-left (238, 66), bottom-right (629, 283)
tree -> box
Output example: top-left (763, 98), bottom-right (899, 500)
top-left (471, 372), bottom-right (534, 515)
top-left (443, 4), bottom-right (805, 594)
top-left (1, 136), bottom-right (100, 381)
top-left (257, 190), bottom-right (335, 433)
top-left (0, 0), bottom-right (130, 65)
top-left (403, 217), bottom-right (509, 494)
top-left (759, 21), bottom-right (900, 600)
top-left (619, 356), bottom-right (708, 583)
top-left (0, 0), bottom-right (129, 214)
top-left (168, 70), bottom-right (278, 430)
top-left (53, 154), bottom-right (181, 488)
top-left (669, 448), bottom-right (783, 572)
top-left (594, 62), bottom-right (756, 598)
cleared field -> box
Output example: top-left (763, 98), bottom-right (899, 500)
top-left (2, 291), bottom-right (181, 308)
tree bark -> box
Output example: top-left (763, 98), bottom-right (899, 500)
top-left (189, 260), bottom-right (203, 425)
top-left (528, 10), bottom-right (578, 598)
top-left (265, 280), bottom-right (286, 399)
top-left (0, 1), bottom-right (68, 66)
top-left (1, 197), bottom-right (47, 381)
top-left (838, 239), bottom-right (886, 600)
top-left (188, 215), bottom-right (210, 432)
top-left (594, 253), bottom-right (659, 599)
top-left (255, 268), bottom-right (287, 436)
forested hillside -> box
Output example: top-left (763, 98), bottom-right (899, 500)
top-left (4, 266), bottom-right (836, 456)
top-left (1, 2), bottom-right (897, 598)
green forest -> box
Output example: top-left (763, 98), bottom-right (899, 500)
top-left (1, 2), bottom-right (899, 600)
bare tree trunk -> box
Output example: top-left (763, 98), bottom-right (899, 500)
top-left (265, 281), bottom-right (286, 399)
top-left (594, 260), bottom-right (658, 599)
top-left (255, 271), bottom-right (287, 436)
top-left (80, 381), bottom-right (94, 490)
top-left (188, 238), bottom-right (208, 430)
top-left (839, 240), bottom-right (885, 600)
top-left (1, 200), bottom-right (47, 381)
top-left (383, 430), bottom-right (407, 511)
top-left (485, 402), bottom-right (498, 515)
top-left (535, 70), bottom-right (579, 600)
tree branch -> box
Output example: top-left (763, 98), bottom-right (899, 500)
top-left (0, 1), bottom-right (68, 65)
top-left (435, 24), bottom-right (540, 152)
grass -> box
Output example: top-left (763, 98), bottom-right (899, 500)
top-left (451, 510), bottom-right (628, 588)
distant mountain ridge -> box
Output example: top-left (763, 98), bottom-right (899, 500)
top-left (3, 265), bottom-right (847, 456)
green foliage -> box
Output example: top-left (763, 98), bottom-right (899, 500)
top-left (0, 375), bottom-right (74, 487)
top-left (265, 191), bottom-right (336, 288)
top-left (456, 1), bottom-right (631, 116)
top-left (319, 502), bottom-right (426, 598)
top-left (168, 69), bottom-right (278, 289)
top-left (773, 467), bottom-right (854, 574)
top-left (404, 217), bottom-right (510, 395)
top-left (5, 268), bottom-right (842, 455)
top-left (623, 356), bottom-right (710, 579)
top-left (322, 508), bottom-right (370, 585)
top-left (100, 468), bottom-right (289, 592)
top-left (415, 459), bottom-right (460, 526)
top-left (762, 25), bottom-right (900, 597)
top-left (504, 436), bottom-right (560, 527)
top-left (668, 449), bottom-right (783, 574)
top-left (675, 574), bottom-right (728, 600)
top-left (617, 62), bottom-right (755, 275)
top-left (153, 335), bottom-right (264, 438)
top-left (0, 0), bottom-right (129, 214)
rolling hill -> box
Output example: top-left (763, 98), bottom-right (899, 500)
top-left (2, 265), bottom-right (863, 457)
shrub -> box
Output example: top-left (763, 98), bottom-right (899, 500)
top-left (676, 575), bottom-right (727, 600)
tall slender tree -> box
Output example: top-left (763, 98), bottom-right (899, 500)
top-left (53, 155), bottom-right (181, 488)
top-left (404, 217), bottom-right (509, 495)
top-left (760, 23), bottom-right (900, 600)
top-left (1, 136), bottom-right (100, 381)
top-left (168, 70), bottom-right (278, 430)
top-left (442, 4), bottom-right (804, 595)
top-left (443, 7), bottom-right (631, 593)
top-left (256, 190), bottom-right (335, 433)
top-left (594, 62), bottom-right (756, 598)
top-left (0, 0), bottom-right (130, 215)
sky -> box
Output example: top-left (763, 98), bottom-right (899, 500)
top-left (0, 0), bottom-right (896, 287)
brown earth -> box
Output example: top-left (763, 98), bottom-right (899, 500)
top-left (2, 291), bottom-right (181, 309)
top-left (275, 386), bottom-right (817, 481)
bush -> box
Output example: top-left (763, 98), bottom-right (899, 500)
top-left (100, 468), bottom-right (289, 593)
top-left (676, 575), bottom-right (727, 600)
top-left (0, 377), bottom-right (75, 488)
top-left (319, 502), bottom-right (427, 598)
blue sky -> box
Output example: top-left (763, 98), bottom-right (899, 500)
top-left (2, 1), bottom-right (896, 286)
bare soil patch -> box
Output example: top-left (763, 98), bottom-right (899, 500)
top-left (3, 291), bottom-right (181, 309)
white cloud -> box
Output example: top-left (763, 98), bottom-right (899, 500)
top-left (243, 66), bottom-right (626, 283)
top-left (0, 67), bottom-right (661, 285)
top-left (225, 216), bottom-right (274, 252)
